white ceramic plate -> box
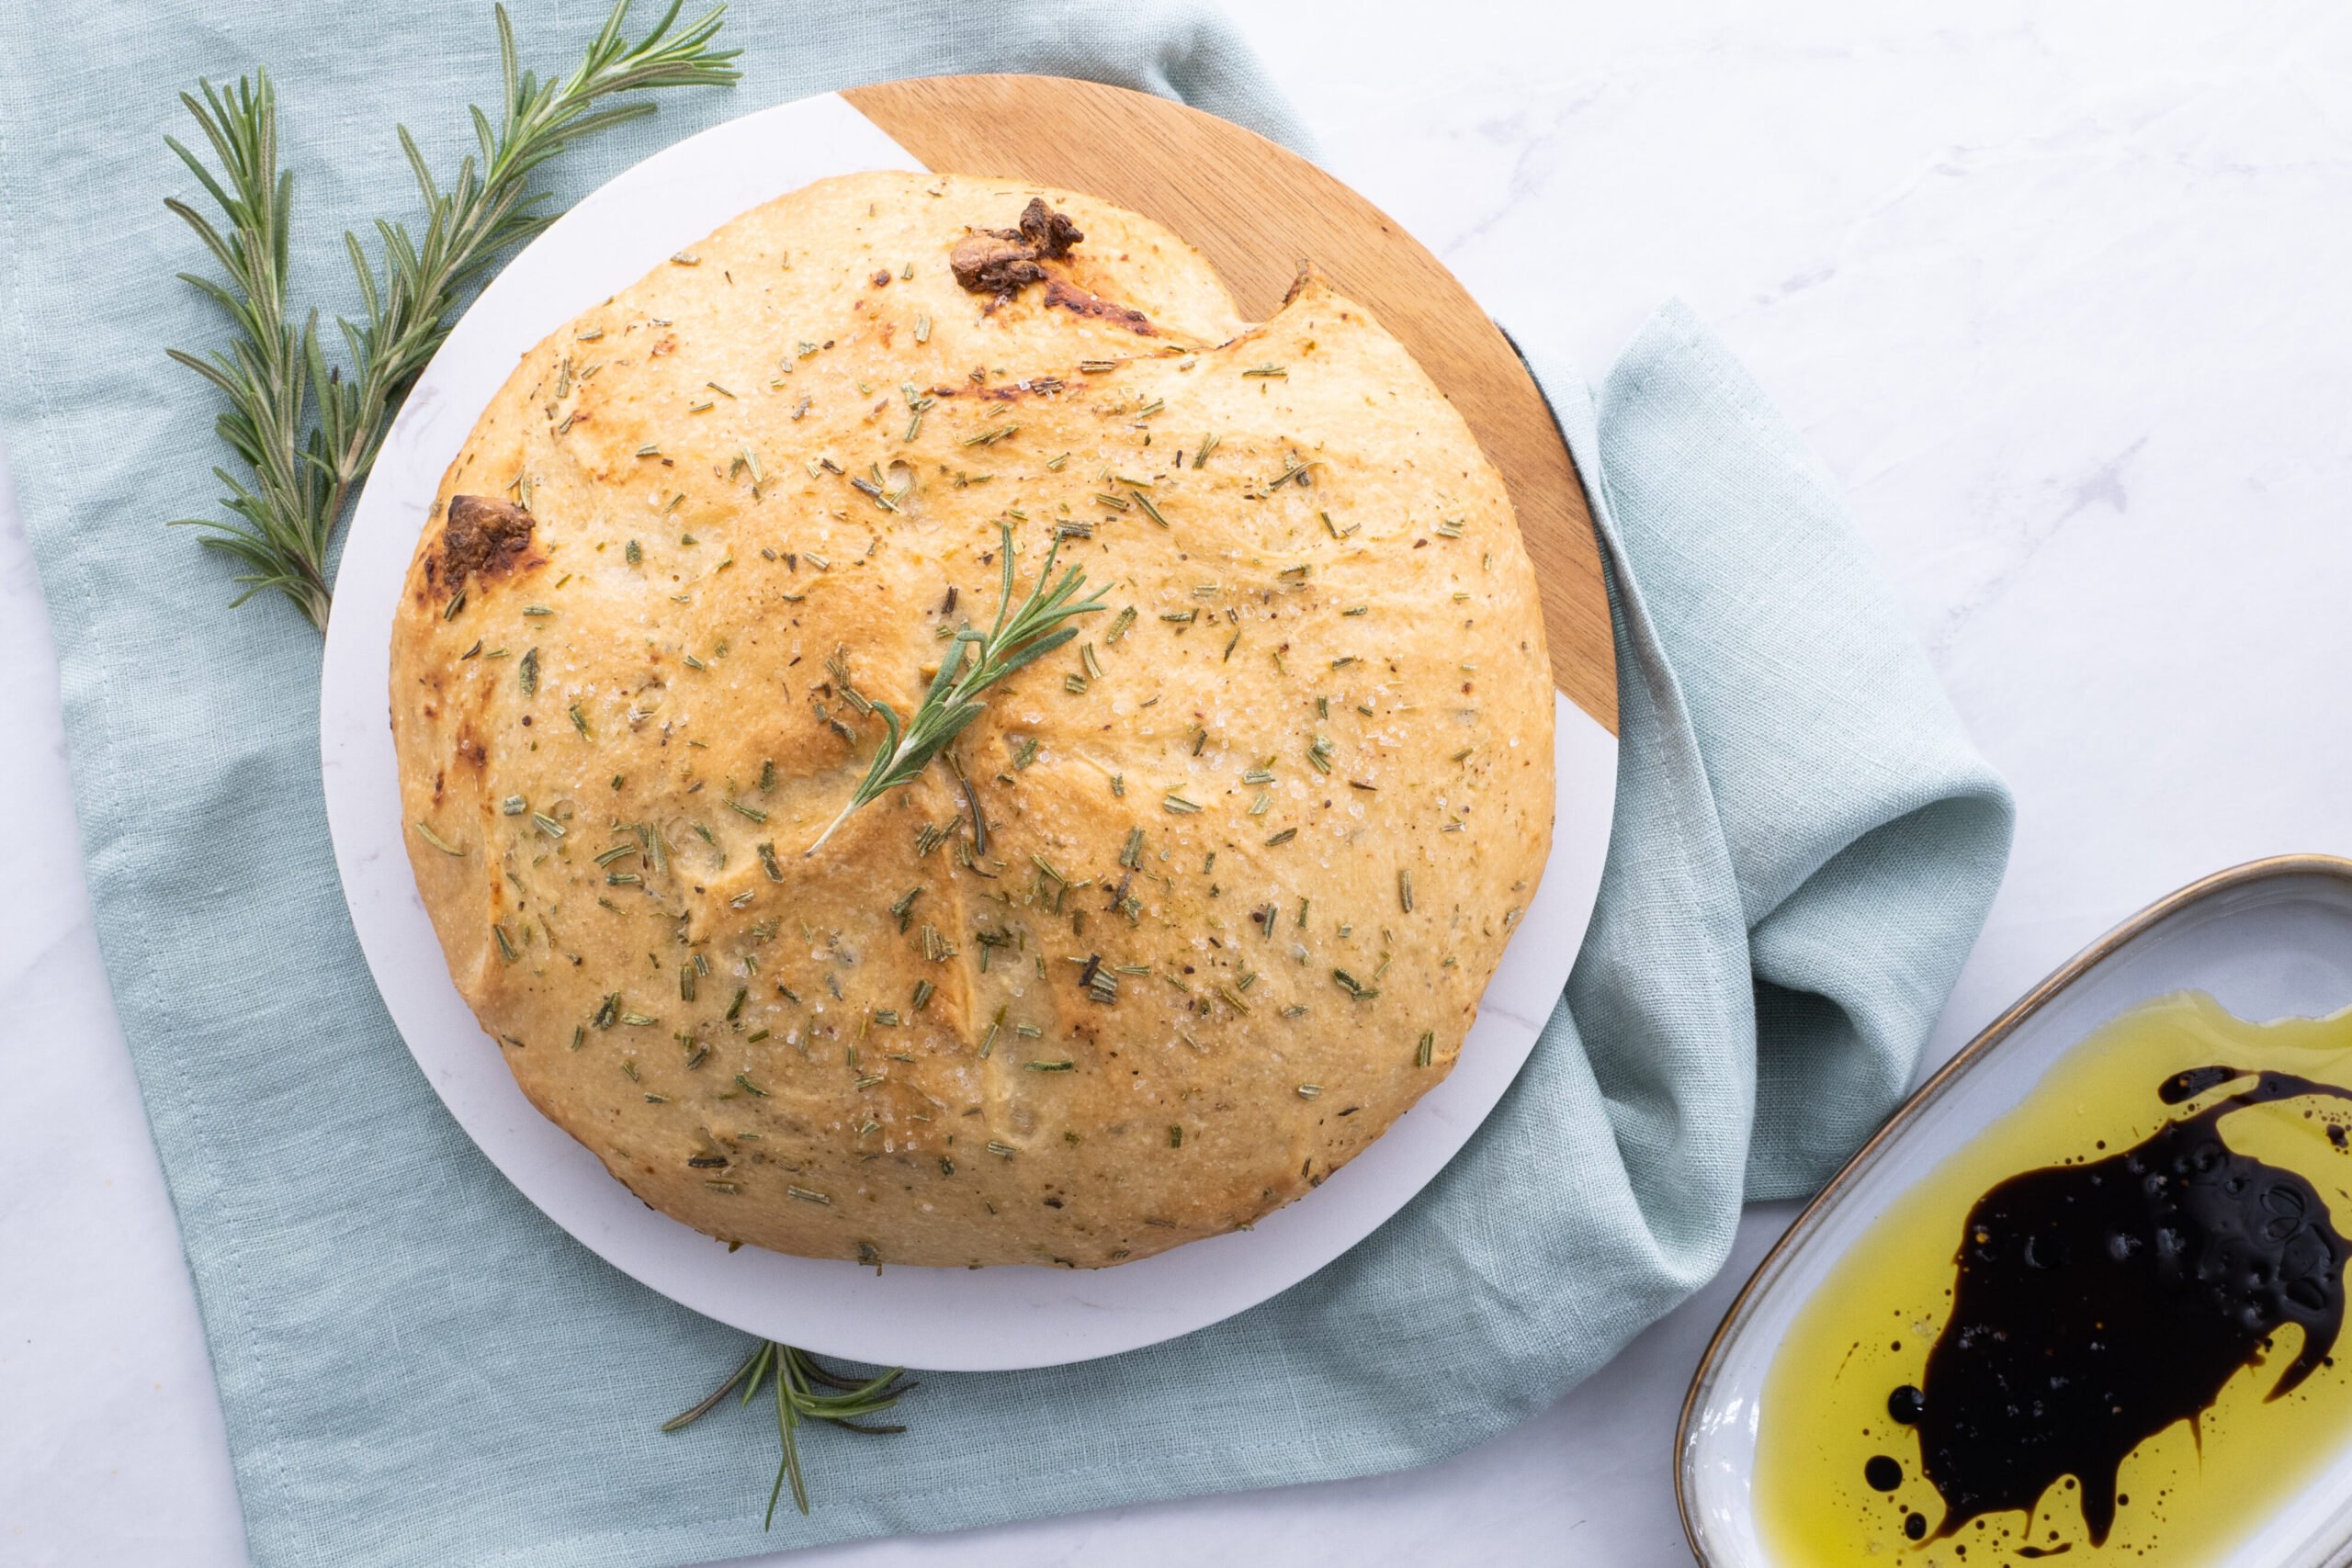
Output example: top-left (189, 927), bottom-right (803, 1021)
top-left (320, 89), bottom-right (1618, 1373)
top-left (1679, 855), bottom-right (2352, 1567)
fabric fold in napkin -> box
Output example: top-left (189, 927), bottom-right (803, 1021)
top-left (0, 2), bottom-right (2012, 1563)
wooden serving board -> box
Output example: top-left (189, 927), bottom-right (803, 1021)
top-left (843, 74), bottom-right (1618, 734)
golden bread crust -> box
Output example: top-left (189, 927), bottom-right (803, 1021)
top-left (390, 171), bottom-right (1552, 1268)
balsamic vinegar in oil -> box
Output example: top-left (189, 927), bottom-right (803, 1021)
top-left (1754, 991), bottom-right (2352, 1564)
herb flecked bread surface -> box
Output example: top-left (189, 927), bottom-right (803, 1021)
top-left (390, 170), bottom-right (1554, 1268)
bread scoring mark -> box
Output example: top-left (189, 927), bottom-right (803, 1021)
top-left (424, 493), bottom-right (544, 597)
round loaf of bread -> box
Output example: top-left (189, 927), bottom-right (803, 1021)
top-left (391, 170), bottom-right (1554, 1268)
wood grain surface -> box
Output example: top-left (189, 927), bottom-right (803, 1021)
top-left (843, 73), bottom-right (1617, 732)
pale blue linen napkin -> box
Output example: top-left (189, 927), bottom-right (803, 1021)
top-left (0, 3), bottom-right (2012, 1563)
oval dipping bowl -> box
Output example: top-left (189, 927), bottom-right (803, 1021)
top-left (1678, 853), bottom-right (2352, 1568)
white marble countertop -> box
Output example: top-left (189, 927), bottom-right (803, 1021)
top-left (8, 2), bottom-right (2352, 1562)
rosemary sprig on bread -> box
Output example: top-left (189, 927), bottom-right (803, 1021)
top-left (804, 520), bottom-right (1107, 855)
top-left (164, 0), bottom-right (737, 626)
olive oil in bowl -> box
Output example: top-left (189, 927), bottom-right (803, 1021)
top-left (1754, 991), bottom-right (2352, 1565)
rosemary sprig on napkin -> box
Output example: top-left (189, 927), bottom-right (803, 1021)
top-left (665, 1343), bottom-right (916, 1525)
top-left (805, 521), bottom-right (1108, 856)
top-left (164, 0), bottom-right (738, 627)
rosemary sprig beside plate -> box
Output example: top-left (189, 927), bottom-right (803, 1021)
top-left (165, 0), bottom-right (738, 627)
top-left (665, 1343), bottom-right (917, 1525)
top-left (804, 520), bottom-right (1108, 855)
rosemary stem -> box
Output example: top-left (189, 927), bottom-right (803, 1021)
top-left (803, 730), bottom-right (922, 858)
top-left (801, 798), bottom-right (859, 859)
top-left (943, 746), bottom-right (989, 856)
top-left (768, 1360), bottom-right (800, 1526)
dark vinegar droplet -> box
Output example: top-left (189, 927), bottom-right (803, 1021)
top-left (1888, 1384), bottom-right (1925, 1424)
top-left (1865, 1455), bottom-right (1904, 1492)
top-left (1905, 1512), bottom-right (1928, 1540)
